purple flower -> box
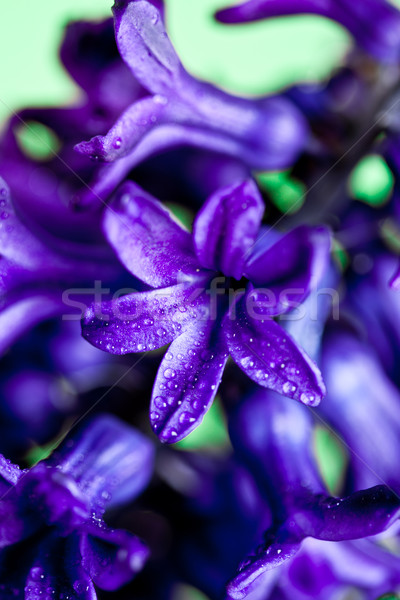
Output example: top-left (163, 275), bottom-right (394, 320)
top-left (226, 389), bottom-right (400, 599)
top-left (0, 177), bottom-right (124, 354)
top-left (74, 0), bottom-right (308, 208)
top-left (82, 179), bottom-right (329, 442)
top-left (0, 414), bottom-right (154, 598)
top-left (216, 0), bottom-right (400, 63)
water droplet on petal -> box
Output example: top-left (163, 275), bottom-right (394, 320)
top-left (164, 368), bottom-right (176, 379)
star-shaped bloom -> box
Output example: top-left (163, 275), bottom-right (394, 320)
top-left (216, 0), bottom-right (400, 64)
top-left (74, 0), bottom-right (308, 208)
top-left (0, 414), bottom-right (154, 599)
top-left (226, 388), bottom-right (400, 599)
top-left (82, 179), bottom-right (330, 442)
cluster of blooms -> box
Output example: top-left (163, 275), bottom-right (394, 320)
top-left (2, 0), bottom-right (400, 598)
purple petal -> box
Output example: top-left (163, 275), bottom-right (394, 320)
top-left (320, 328), bottom-right (400, 491)
top-left (227, 541), bottom-right (300, 600)
top-left (223, 294), bottom-right (325, 405)
top-left (103, 181), bottom-right (200, 286)
top-left (150, 318), bottom-right (228, 443)
top-left (193, 179), bottom-right (264, 279)
top-left (81, 522), bottom-right (149, 591)
top-left (229, 389), bottom-right (324, 495)
top-left (74, 95), bottom-right (178, 162)
top-left (389, 261), bottom-right (400, 289)
top-left (49, 415), bottom-right (155, 514)
top-left (82, 284), bottom-right (207, 354)
top-left (216, 0), bottom-right (400, 63)
top-left (308, 486), bottom-right (400, 541)
top-left (216, 0), bottom-right (330, 23)
top-left (23, 536), bottom-right (96, 600)
top-left (60, 18), bottom-right (122, 97)
top-left (113, 0), bottom-right (183, 95)
top-left (0, 294), bottom-right (66, 356)
top-left (0, 455), bottom-right (21, 488)
top-left (0, 499), bottom-right (28, 549)
top-left (244, 226), bottom-right (331, 315)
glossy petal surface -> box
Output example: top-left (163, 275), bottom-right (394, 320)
top-left (82, 284), bottom-right (206, 354)
top-left (103, 182), bottom-right (199, 286)
top-left (150, 318), bottom-right (228, 442)
top-left (113, 0), bottom-right (183, 94)
top-left (50, 415), bottom-right (155, 513)
top-left (193, 179), bottom-right (264, 279)
top-left (81, 522), bottom-right (149, 591)
top-left (244, 226), bottom-right (331, 315)
top-left (224, 295), bottom-right (325, 405)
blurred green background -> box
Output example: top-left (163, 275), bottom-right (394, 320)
top-left (0, 0), bottom-right (352, 124)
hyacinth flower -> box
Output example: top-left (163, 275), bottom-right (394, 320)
top-left (216, 0), bottom-right (400, 64)
top-left (82, 178), bottom-right (330, 442)
top-left (320, 324), bottom-right (400, 492)
top-left (0, 414), bottom-right (154, 599)
top-left (172, 447), bottom-right (400, 600)
top-left (74, 0), bottom-right (308, 208)
top-left (226, 389), bottom-right (400, 599)
top-left (0, 177), bottom-right (125, 353)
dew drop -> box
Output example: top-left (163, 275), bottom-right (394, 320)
top-left (164, 368), bottom-right (176, 379)
top-left (31, 567), bottom-right (44, 582)
top-left (154, 396), bottom-right (167, 408)
top-left (113, 137), bottom-right (122, 149)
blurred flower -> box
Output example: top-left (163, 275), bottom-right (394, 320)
top-left (0, 414), bottom-right (154, 598)
top-left (74, 0), bottom-right (308, 208)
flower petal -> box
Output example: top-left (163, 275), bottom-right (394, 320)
top-left (113, 0), bottom-right (183, 95)
top-left (193, 179), bottom-right (264, 279)
top-left (60, 17), bottom-right (142, 113)
top-left (81, 522), bottom-right (149, 591)
top-left (307, 486), bottom-right (400, 541)
top-left (223, 294), bottom-right (325, 405)
top-left (229, 389), bottom-right (324, 495)
top-left (74, 1), bottom-right (308, 206)
top-left (49, 415), bottom-right (155, 514)
top-left (24, 536), bottom-right (96, 600)
top-left (320, 327), bottom-right (400, 491)
top-left (0, 455), bottom-right (21, 489)
top-left (82, 284), bottom-right (206, 354)
top-left (103, 181), bottom-right (200, 286)
top-left (0, 294), bottom-right (66, 356)
top-left (227, 541), bottom-right (300, 600)
top-left (216, 0), bottom-right (400, 63)
top-left (216, 0), bottom-right (331, 23)
top-left (150, 318), bottom-right (228, 443)
top-left (389, 260), bottom-right (400, 289)
top-left (244, 226), bottom-right (331, 315)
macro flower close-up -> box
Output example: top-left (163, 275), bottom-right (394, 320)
top-left (2, 0), bottom-right (400, 598)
